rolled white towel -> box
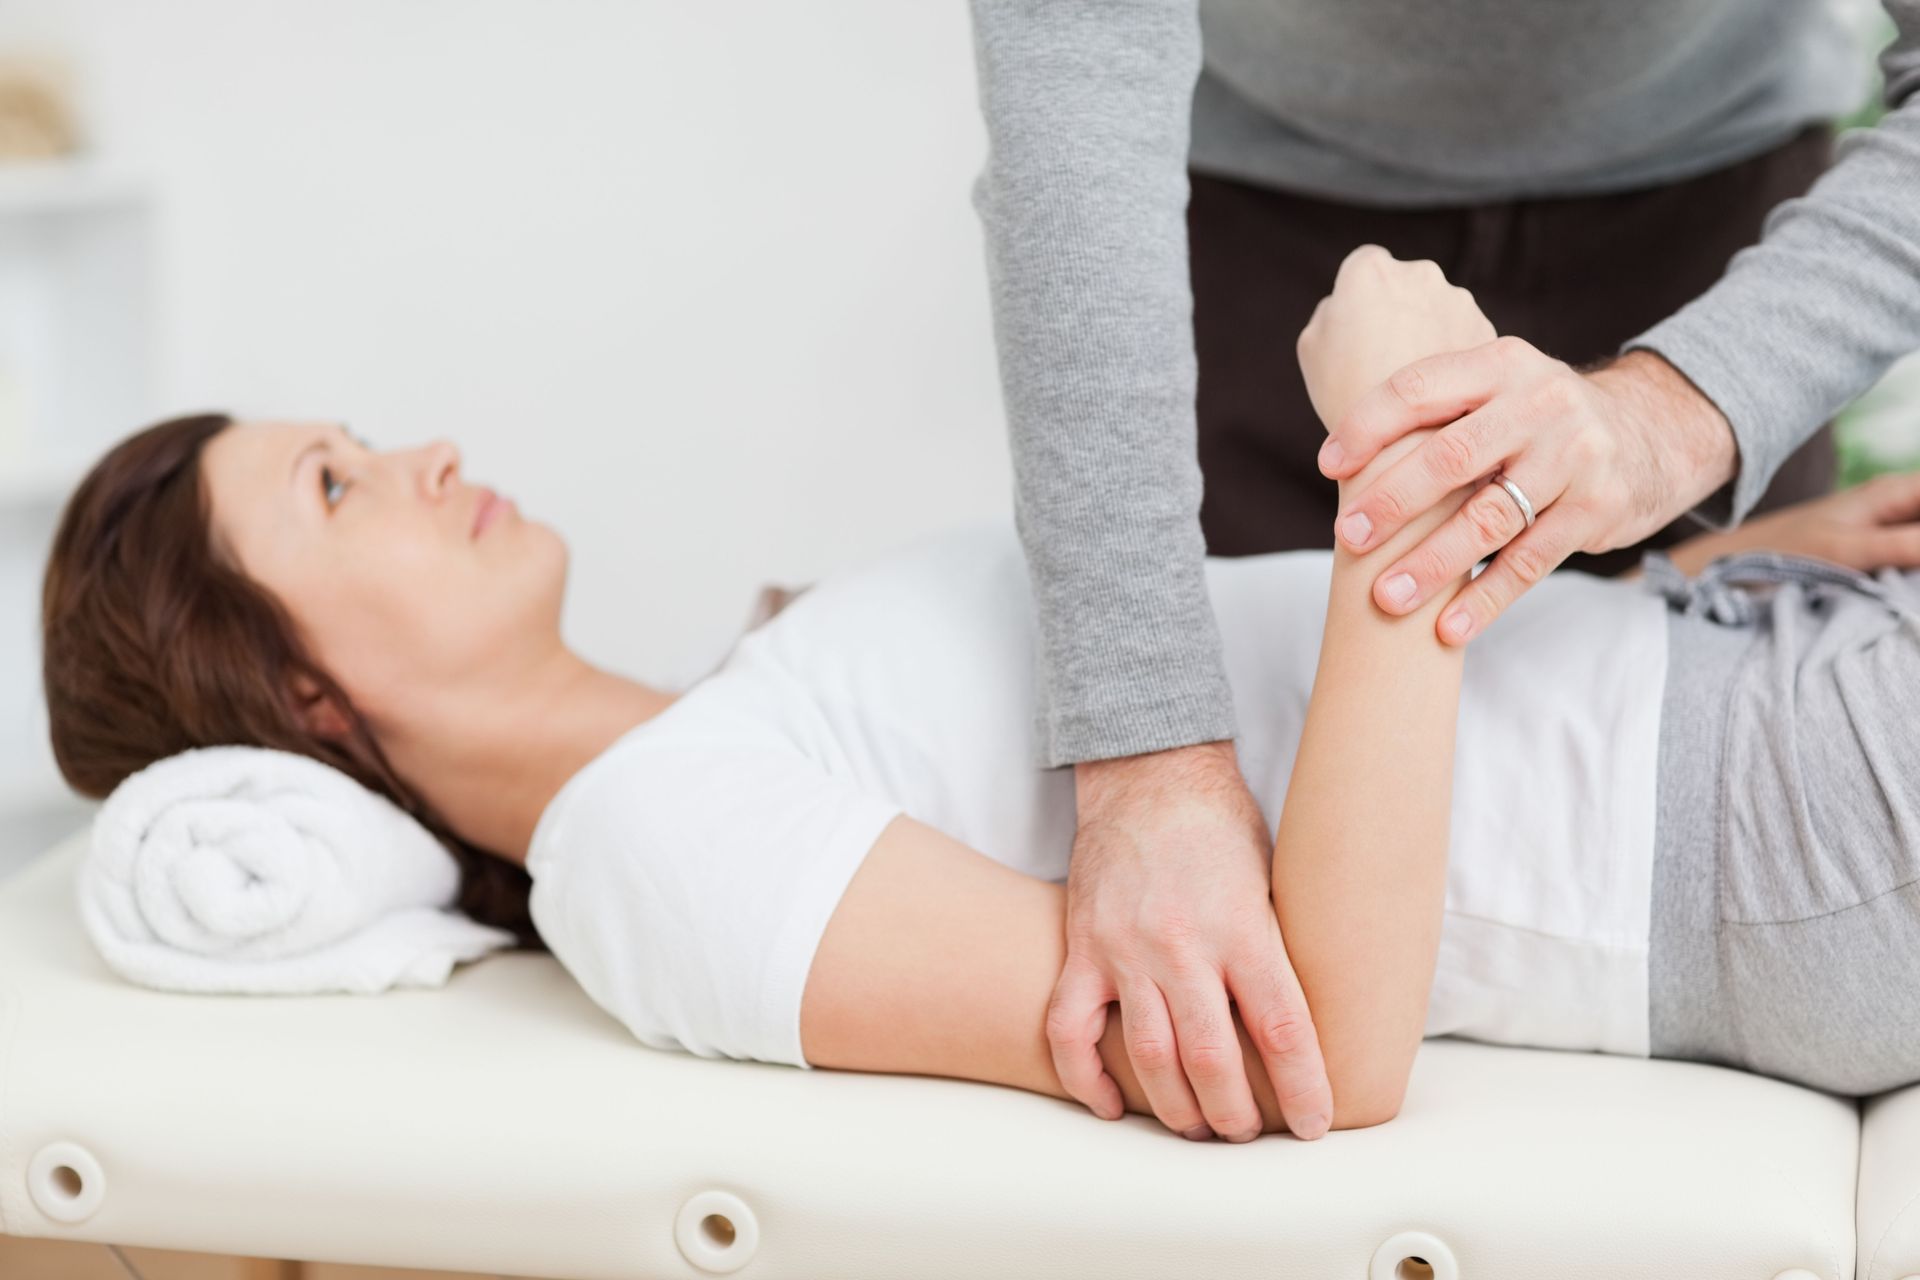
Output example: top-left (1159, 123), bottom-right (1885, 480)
top-left (79, 744), bottom-right (519, 995)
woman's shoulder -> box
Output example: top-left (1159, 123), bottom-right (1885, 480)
top-left (527, 662), bottom-right (825, 862)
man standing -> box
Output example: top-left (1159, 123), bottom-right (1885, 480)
top-left (967, 1), bottom-right (1920, 1144)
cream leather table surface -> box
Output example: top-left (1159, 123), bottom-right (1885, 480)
top-left (1860, 1086), bottom-right (1920, 1280)
top-left (0, 827), bottom-right (1906, 1280)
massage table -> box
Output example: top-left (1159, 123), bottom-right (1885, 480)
top-left (3, 825), bottom-right (1917, 1280)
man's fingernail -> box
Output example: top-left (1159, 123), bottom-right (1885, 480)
top-left (1339, 512), bottom-right (1372, 549)
top-left (1382, 572), bottom-right (1416, 608)
top-left (1319, 438), bottom-right (1348, 472)
top-left (1296, 1111), bottom-right (1331, 1140)
top-left (1183, 1124), bottom-right (1215, 1141)
top-left (1441, 608), bottom-right (1474, 643)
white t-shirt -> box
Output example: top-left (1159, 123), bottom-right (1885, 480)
top-left (526, 522), bottom-right (1668, 1070)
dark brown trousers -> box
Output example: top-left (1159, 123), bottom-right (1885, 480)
top-left (1189, 123), bottom-right (1839, 576)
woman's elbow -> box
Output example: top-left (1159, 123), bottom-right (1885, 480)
top-left (1236, 1015), bottom-right (1418, 1135)
top-left (1318, 1043), bottom-right (1416, 1131)
top-left (1326, 1087), bottom-right (1406, 1131)
top-left (1256, 1060), bottom-right (1409, 1135)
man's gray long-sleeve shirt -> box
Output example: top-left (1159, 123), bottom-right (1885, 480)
top-left (967, 0), bottom-right (1920, 769)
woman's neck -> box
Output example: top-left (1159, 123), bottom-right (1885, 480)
top-left (377, 648), bottom-right (677, 866)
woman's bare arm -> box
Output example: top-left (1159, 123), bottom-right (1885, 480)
top-left (800, 813), bottom-right (1294, 1134)
top-left (1622, 469), bottom-right (1920, 580)
top-left (1268, 246), bottom-right (1496, 1128)
top-left (1266, 431), bottom-right (1471, 1129)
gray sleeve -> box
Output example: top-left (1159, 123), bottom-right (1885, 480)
top-left (1621, 0), bottom-right (1920, 530)
top-left (966, 0), bottom-right (1238, 770)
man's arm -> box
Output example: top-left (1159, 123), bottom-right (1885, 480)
top-left (1624, 1), bottom-right (1920, 529)
top-left (968, 0), bottom-right (1231, 766)
top-left (967, 0), bottom-right (1336, 1147)
top-left (1314, 1), bottom-right (1920, 644)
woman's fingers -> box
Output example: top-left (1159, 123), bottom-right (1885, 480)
top-left (1371, 463), bottom-right (1561, 615)
top-left (1863, 468), bottom-right (1920, 524)
top-left (1857, 522), bottom-right (1920, 569)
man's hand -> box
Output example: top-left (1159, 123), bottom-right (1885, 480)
top-left (1052, 740), bottom-right (1334, 1142)
top-left (1316, 340), bottom-right (1739, 643)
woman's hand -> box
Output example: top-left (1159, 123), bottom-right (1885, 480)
top-left (1658, 469), bottom-right (1920, 578)
top-left (1296, 245), bottom-right (1498, 431)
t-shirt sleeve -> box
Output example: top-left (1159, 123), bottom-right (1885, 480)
top-left (528, 716), bottom-right (903, 1070)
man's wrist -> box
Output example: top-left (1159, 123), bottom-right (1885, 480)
top-left (1074, 739), bottom-right (1240, 813)
top-left (1590, 349), bottom-right (1738, 514)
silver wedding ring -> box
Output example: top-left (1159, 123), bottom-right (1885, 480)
top-left (1492, 472), bottom-right (1536, 530)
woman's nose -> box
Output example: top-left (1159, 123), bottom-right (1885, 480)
top-left (417, 439), bottom-right (460, 499)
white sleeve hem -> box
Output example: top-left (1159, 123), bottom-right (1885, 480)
top-left (762, 799), bottom-right (905, 1070)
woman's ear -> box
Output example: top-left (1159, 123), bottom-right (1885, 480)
top-left (290, 672), bottom-right (352, 740)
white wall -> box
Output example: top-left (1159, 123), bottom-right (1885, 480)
top-left (0, 0), bottom-right (1009, 687)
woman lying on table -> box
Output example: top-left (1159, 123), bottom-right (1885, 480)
top-left (41, 249), bottom-right (1920, 1143)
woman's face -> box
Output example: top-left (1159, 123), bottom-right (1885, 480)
top-left (200, 418), bottom-right (567, 727)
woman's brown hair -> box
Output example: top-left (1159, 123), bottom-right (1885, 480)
top-left (40, 411), bottom-right (545, 950)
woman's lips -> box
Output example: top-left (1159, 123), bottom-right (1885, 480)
top-left (472, 488), bottom-right (514, 538)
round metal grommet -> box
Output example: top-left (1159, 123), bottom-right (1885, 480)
top-left (1370, 1229), bottom-right (1459, 1280)
top-left (27, 1141), bottom-right (106, 1224)
top-left (674, 1189), bottom-right (759, 1274)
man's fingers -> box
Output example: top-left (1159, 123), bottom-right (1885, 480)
top-left (1371, 464), bottom-right (1560, 615)
top-left (1434, 513), bottom-right (1584, 644)
top-left (1117, 979), bottom-right (1211, 1139)
top-left (1226, 959), bottom-right (1332, 1140)
top-left (1332, 400), bottom-right (1529, 554)
top-left (1318, 338), bottom-right (1518, 480)
top-left (1163, 977), bottom-right (1265, 1143)
top-left (1858, 522), bottom-right (1920, 569)
top-left (1044, 959), bottom-right (1126, 1121)
top-left (1865, 468), bottom-right (1920, 524)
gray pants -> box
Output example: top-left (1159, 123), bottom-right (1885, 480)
top-left (1646, 552), bottom-right (1920, 1098)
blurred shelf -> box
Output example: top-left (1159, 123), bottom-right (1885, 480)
top-left (0, 159), bottom-right (148, 216)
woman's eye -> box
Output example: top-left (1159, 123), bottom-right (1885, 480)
top-left (320, 464), bottom-right (349, 509)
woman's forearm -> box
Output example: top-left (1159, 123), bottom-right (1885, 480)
top-left (1268, 429), bottom-right (1473, 1128)
top-left (1619, 522), bottom-right (1761, 579)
